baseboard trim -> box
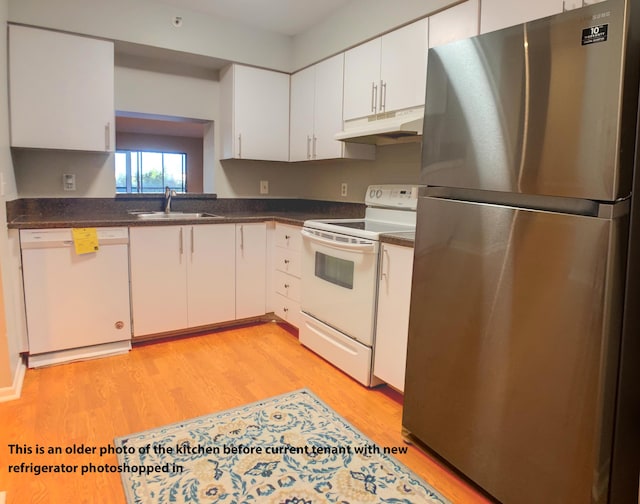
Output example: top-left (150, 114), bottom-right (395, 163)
top-left (0, 356), bottom-right (26, 402)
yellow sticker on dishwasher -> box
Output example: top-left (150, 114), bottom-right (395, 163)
top-left (71, 228), bottom-right (99, 254)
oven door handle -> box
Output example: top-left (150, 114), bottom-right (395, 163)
top-left (301, 229), bottom-right (376, 253)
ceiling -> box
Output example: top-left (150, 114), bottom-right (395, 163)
top-left (149, 0), bottom-right (352, 36)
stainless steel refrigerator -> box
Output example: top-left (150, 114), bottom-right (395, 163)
top-left (402, 1), bottom-right (640, 503)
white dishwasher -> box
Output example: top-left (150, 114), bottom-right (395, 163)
top-left (20, 227), bottom-right (132, 368)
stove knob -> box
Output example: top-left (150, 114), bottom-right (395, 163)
top-left (369, 189), bottom-right (376, 198)
top-left (376, 189), bottom-right (383, 198)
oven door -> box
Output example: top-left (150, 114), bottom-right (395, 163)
top-left (300, 228), bottom-right (379, 346)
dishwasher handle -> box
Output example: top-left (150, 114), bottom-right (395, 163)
top-left (20, 228), bottom-right (129, 249)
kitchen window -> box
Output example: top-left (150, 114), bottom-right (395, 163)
top-left (115, 150), bottom-right (186, 193)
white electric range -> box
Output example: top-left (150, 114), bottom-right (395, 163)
top-left (299, 184), bottom-right (418, 386)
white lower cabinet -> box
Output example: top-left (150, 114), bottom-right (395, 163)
top-left (272, 223), bottom-right (302, 328)
top-left (129, 224), bottom-right (236, 337)
top-left (374, 243), bottom-right (414, 392)
top-left (236, 223), bottom-right (268, 319)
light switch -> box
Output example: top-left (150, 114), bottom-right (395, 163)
top-left (63, 173), bottom-right (76, 191)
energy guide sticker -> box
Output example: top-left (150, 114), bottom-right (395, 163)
top-left (582, 24), bottom-right (608, 45)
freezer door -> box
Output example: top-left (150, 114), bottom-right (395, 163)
top-left (402, 197), bottom-right (626, 504)
top-left (421, 0), bottom-right (638, 201)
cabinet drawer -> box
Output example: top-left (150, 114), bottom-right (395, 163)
top-left (274, 293), bottom-right (301, 328)
top-left (274, 247), bottom-right (301, 277)
top-left (274, 270), bottom-right (301, 302)
top-left (274, 224), bottom-right (302, 251)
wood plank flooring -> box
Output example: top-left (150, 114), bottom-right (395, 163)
top-left (0, 323), bottom-right (491, 503)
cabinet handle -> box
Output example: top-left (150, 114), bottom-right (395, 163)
top-left (105, 122), bottom-right (111, 151)
top-left (190, 226), bottom-right (194, 254)
top-left (380, 80), bottom-right (387, 112)
top-left (381, 247), bottom-right (390, 280)
top-left (312, 135), bottom-right (317, 159)
top-left (240, 225), bottom-right (244, 250)
top-left (285, 235), bottom-right (291, 240)
top-left (179, 228), bottom-right (184, 256)
top-left (284, 259), bottom-right (290, 264)
top-left (284, 283), bottom-right (290, 289)
top-left (371, 82), bottom-right (377, 113)
top-left (238, 133), bottom-right (242, 158)
top-left (283, 307), bottom-right (289, 313)
top-left (307, 135), bottom-right (312, 160)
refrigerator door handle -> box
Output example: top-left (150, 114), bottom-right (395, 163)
top-left (598, 200), bottom-right (631, 219)
top-left (419, 186), bottom-right (629, 219)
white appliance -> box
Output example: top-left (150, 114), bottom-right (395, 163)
top-left (20, 227), bottom-right (132, 368)
top-left (300, 184), bottom-right (417, 386)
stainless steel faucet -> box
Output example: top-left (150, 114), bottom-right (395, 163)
top-left (164, 186), bottom-right (176, 213)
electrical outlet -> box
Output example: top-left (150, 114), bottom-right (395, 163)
top-left (341, 183), bottom-right (348, 197)
top-left (260, 180), bottom-right (269, 195)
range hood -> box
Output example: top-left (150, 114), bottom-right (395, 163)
top-left (335, 107), bottom-right (424, 145)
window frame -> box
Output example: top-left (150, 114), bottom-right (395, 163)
top-left (115, 149), bottom-right (187, 194)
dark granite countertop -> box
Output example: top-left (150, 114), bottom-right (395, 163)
top-left (7, 197), bottom-right (365, 230)
top-left (379, 231), bottom-right (415, 247)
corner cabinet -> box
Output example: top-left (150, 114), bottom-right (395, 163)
top-left (290, 54), bottom-right (375, 162)
top-left (374, 243), bottom-right (414, 392)
top-left (220, 64), bottom-right (290, 161)
top-left (129, 224), bottom-right (236, 337)
top-left (343, 18), bottom-right (428, 121)
top-left (8, 25), bottom-right (115, 152)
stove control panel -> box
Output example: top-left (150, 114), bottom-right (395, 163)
top-left (365, 184), bottom-right (420, 209)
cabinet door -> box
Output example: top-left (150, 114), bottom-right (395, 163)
top-left (290, 66), bottom-right (315, 162)
top-left (313, 53), bottom-right (346, 160)
top-left (187, 224), bottom-right (236, 327)
top-left (9, 25), bottom-right (114, 151)
top-left (429, 0), bottom-right (479, 48)
top-left (480, 0), bottom-right (563, 34)
top-left (374, 244), bottom-right (414, 391)
top-left (234, 65), bottom-right (290, 161)
top-left (236, 223), bottom-right (267, 319)
top-left (380, 18), bottom-right (428, 114)
top-left (343, 38), bottom-right (382, 121)
top-left (129, 226), bottom-right (188, 336)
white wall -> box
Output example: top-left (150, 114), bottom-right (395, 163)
top-left (13, 150), bottom-right (116, 197)
top-left (8, 0), bottom-right (292, 71)
top-left (0, 0), bottom-right (25, 388)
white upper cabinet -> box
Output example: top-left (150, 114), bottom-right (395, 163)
top-left (290, 54), bottom-right (375, 162)
top-left (480, 0), bottom-right (563, 34)
top-left (290, 65), bottom-right (316, 162)
top-left (9, 25), bottom-right (115, 152)
top-left (343, 18), bottom-right (428, 121)
top-left (564, 0), bottom-right (607, 10)
top-left (220, 64), bottom-right (290, 162)
top-left (429, 0), bottom-right (480, 48)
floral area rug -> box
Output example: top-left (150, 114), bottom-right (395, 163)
top-left (114, 388), bottom-right (449, 503)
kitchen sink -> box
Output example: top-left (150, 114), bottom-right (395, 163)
top-left (132, 211), bottom-right (224, 220)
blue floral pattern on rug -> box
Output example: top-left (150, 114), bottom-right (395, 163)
top-left (114, 389), bottom-right (449, 504)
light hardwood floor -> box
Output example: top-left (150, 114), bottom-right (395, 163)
top-left (0, 323), bottom-right (491, 504)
